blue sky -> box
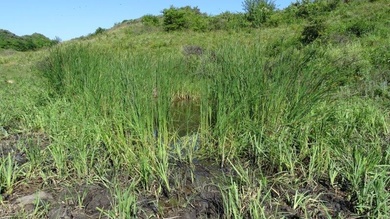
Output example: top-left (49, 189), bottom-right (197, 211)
top-left (1, 0), bottom-right (294, 41)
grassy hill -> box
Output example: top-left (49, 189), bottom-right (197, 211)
top-left (0, 29), bottom-right (58, 51)
top-left (1, 0), bottom-right (389, 218)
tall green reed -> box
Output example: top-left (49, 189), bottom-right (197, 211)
top-left (39, 43), bottom-right (197, 189)
top-left (38, 40), bottom-right (390, 217)
top-left (203, 43), bottom-right (336, 170)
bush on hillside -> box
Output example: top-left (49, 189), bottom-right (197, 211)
top-left (288, 0), bottom-right (340, 19)
top-left (209, 12), bottom-right (251, 31)
top-left (94, 27), bottom-right (106, 35)
top-left (141, 14), bottom-right (160, 26)
top-left (0, 29), bottom-right (58, 51)
top-left (162, 6), bottom-right (209, 32)
top-left (242, 0), bottom-right (276, 27)
top-left (295, 1), bottom-right (319, 18)
top-left (301, 19), bottom-right (325, 44)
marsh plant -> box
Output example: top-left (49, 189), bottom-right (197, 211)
top-left (1, 0), bottom-right (389, 218)
top-left (34, 36), bottom-right (390, 217)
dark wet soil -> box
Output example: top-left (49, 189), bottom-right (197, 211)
top-left (47, 184), bottom-right (112, 219)
top-left (0, 130), bottom-right (358, 218)
top-left (0, 130), bottom-right (49, 165)
top-left (268, 178), bottom-right (356, 219)
top-left (136, 160), bottom-right (228, 219)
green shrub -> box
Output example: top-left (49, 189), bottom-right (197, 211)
top-left (292, 0), bottom-right (314, 18)
top-left (321, 0), bottom-right (340, 11)
top-left (301, 20), bottom-right (325, 44)
top-left (93, 27), bottom-right (106, 35)
top-left (0, 29), bottom-right (57, 51)
top-left (162, 6), bottom-right (209, 32)
top-left (162, 7), bottom-right (187, 31)
top-left (290, 0), bottom-right (339, 19)
top-left (242, 0), bottom-right (276, 27)
top-left (29, 33), bottom-right (56, 48)
top-left (141, 14), bottom-right (160, 26)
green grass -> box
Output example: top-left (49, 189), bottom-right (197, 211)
top-left (1, 0), bottom-right (389, 218)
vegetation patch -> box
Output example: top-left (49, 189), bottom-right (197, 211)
top-left (0, 30), bottom-right (58, 51)
top-left (1, 0), bottom-right (389, 218)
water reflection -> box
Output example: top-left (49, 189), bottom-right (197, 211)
top-left (169, 100), bottom-right (200, 137)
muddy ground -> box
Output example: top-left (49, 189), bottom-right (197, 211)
top-left (0, 130), bottom-right (357, 218)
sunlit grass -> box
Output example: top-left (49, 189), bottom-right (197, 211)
top-left (1, 1), bottom-right (389, 217)
top-left (32, 38), bottom-right (389, 217)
